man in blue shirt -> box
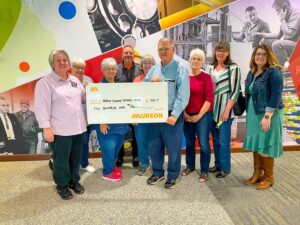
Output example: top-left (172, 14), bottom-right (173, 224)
top-left (144, 38), bottom-right (190, 189)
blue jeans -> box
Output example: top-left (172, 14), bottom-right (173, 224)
top-left (98, 132), bottom-right (125, 175)
top-left (147, 113), bottom-right (184, 180)
top-left (211, 118), bottom-right (233, 173)
top-left (183, 112), bottom-right (213, 173)
top-left (134, 124), bottom-right (150, 168)
top-left (81, 124), bottom-right (101, 168)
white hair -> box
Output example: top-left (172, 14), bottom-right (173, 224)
top-left (189, 48), bottom-right (206, 62)
top-left (71, 57), bottom-right (86, 67)
top-left (101, 58), bottom-right (118, 71)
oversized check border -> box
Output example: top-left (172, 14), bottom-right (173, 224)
top-left (86, 82), bottom-right (168, 124)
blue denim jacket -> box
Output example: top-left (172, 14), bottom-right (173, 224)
top-left (245, 67), bottom-right (284, 114)
top-left (100, 78), bottom-right (130, 135)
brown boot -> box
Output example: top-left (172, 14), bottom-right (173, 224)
top-left (256, 157), bottom-right (274, 190)
top-left (245, 152), bottom-right (263, 186)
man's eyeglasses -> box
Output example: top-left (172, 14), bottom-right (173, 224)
top-left (0, 104), bottom-right (9, 107)
top-left (158, 48), bottom-right (171, 53)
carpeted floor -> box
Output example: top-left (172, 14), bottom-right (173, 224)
top-left (1, 151), bottom-right (300, 225)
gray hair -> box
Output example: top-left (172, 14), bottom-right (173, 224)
top-left (71, 57), bottom-right (86, 67)
top-left (48, 50), bottom-right (71, 70)
top-left (101, 57), bottom-right (118, 71)
top-left (158, 37), bottom-right (175, 48)
top-left (140, 54), bottom-right (156, 69)
top-left (189, 48), bottom-right (206, 62)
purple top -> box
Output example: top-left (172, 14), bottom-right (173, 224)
top-left (34, 71), bottom-right (87, 136)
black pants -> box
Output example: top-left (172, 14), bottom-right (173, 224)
top-left (117, 124), bottom-right (138, 160)
top-left (50, 134), bottom-right (83, 188)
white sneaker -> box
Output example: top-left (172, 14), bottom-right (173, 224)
top-left (81, 165), bottom-right (96, 173)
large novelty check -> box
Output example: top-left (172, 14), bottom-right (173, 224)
top-left (86, 82), bottom-right (168, 124)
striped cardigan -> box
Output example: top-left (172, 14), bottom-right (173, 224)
top-left (204, 64), bottom-right (241, 122)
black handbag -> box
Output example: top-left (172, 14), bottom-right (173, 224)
top-left (233, 88), bottom-right (246, 116)
top-left (228, 64), bottom-right (246, 116)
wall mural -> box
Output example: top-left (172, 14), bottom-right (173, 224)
top-left (0, 0), bottom-right (299, 155)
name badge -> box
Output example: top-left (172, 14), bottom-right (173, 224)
top-left (71, 81), bottom-right (77, 88)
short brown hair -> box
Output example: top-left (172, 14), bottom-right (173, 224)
top-left (249, 44), bottom-right (284, 73)
top-left (211, 42), bottom-right (233, 67)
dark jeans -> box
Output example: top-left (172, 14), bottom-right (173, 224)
top-left (211, 119), bottom-right (233, 173)
top-left (24, 138), bottom-right (38, 154)
top-left (183, 112), bottom-right (213, 173)
top-left (51, 133), bottom-right (83, 188)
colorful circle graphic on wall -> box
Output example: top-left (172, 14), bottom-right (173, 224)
top-left (58, 1), bottom-right (77, 20)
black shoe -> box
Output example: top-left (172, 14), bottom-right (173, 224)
top-left (216, 170), bottom-right (230, 178)
top-left (147, 175), bottom-right (165, 185)
top-left (164, 179), bottom-right (177, 189)
top-left (209, 166), bottom-right (220, 173)
top-left (48, 159), bottom-right (53, 171)
top-left (115, 158), bottom-right (123, 167)
top-left (132, 157), bottom-right (139, 167)
top-left (57, 187), bottom-right (73, 200)
top-left (69, 183), bottom-right (85, 194)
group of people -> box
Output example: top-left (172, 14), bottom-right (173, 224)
top-left (34, 35), bottom-right (284, 200)
top-left (0, 97), bottom-right (41, 155)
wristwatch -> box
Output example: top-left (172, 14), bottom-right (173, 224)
top-left (264, 115), bottom-right (270, 119)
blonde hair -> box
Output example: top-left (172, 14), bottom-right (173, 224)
top-left (71, 57), bottom-right (86, 67)
top-left (140, 54), bottom-right (156, 71)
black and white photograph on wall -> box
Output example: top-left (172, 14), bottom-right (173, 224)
top-left (230, 0), bottom-right (300, 67)
top-left (86, 0), bottom-right (161, 53)
top-left (0, 81), bottom-right (101, 155)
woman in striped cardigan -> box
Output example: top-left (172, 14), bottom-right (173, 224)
top-left (204, 42), bottom-right (241, 178)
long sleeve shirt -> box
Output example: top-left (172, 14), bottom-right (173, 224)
top-left (34, 71), bottom-right (87, 136)
top-left (204, 64), bottom-right (241, 122)
top-left (185, 71), bottom-right (214, 114)
top-left (144, 59), bottom-right (190, 118)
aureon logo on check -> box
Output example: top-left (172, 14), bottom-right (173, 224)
top-left (90, 86), bottom-right (99, 92)
top-left (131, 113), bottom-right (163, 119)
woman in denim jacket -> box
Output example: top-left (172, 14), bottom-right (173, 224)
top-left (243, 44), bottom-right (284, 190)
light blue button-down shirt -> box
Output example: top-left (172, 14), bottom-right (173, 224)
top-left (144, 59), bottom-right (190, 118)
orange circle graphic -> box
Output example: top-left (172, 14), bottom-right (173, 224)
top-left (19, 62), bottom-right (30, 72)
